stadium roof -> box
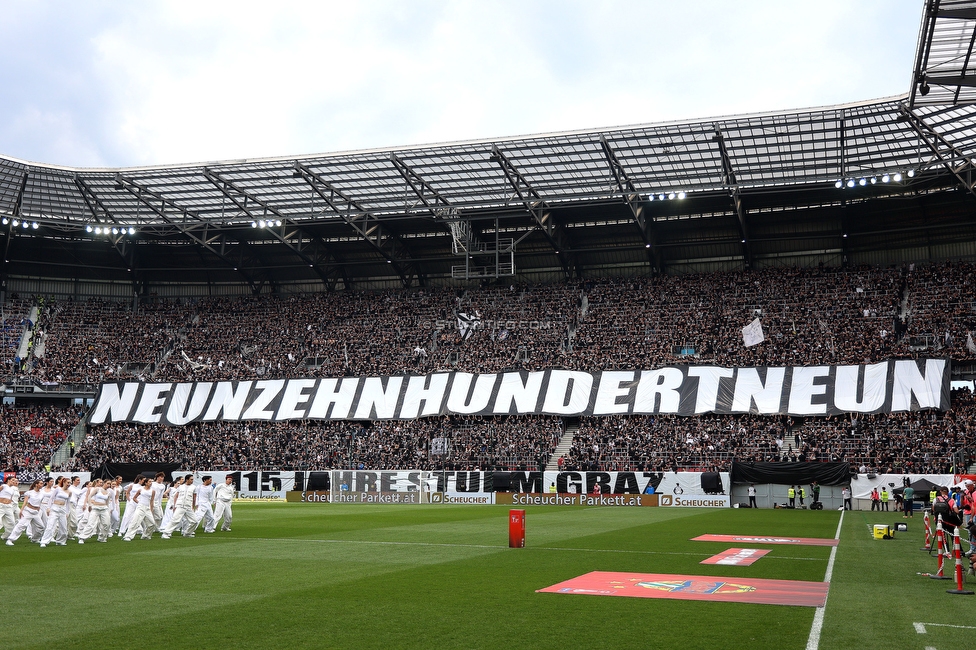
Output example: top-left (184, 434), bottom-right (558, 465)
top-left (3, 0), bottom-right (976, 292)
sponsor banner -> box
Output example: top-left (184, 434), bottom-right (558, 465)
top-left (431, 492), bottom-right (496, 505)
top-left (700, 548), bottom-right (770, 566)
top-left (284, 490), bottom-right (429, 504)
top-left (88, 359), bottom-right (950, 425)
top-left (659, 494), bottom-right (730, 508)
top-left (497, 493), bottom-right (656, 507)
top-left (537, 571), bottom-right (829, 607)
top-left (692, 534), bottom-right (839, 547)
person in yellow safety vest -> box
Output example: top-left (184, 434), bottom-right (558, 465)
top-left (788, 486), bottom-right (796, 508)
top-left (880, 487), bottom-right (889, 511)
top-left (798, 486), bottom-right (806, 506)
top-left (548, 482), bottom-right (556, 494)
top-left (930, 489), bottom-right (938, 509)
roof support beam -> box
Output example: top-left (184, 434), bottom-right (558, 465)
top-left (0, 171), bottom-right (29, 283)
top-left (202, 169), bottom-right (347, 290)
top-left (899, 105), bottom-right (976, 201)
top-left (713, 127), bottom-right (752, 268)
top-left (389, 153), bottom-right (451, 214)
top-left (116, 175), bottom-right (266, 293)
top-left (75, 176), bottom-right (139, 288)
top-left (293, 162), bottom-right (422, 287)
top-left (600, 136), bottom-right (660, 272)
top-left (490, 145), bottom-right (572, 278)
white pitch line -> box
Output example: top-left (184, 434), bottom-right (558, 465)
top-left (914, 622), bottom-right (976, 631)
top-left (805, 510), bottom-right (844, 650)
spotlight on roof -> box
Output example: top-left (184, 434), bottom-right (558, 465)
top-left (11, 219), bottom-right (19, 226)
top-left (111, 227), bottom-right (119, 235)
top-left (31, 222), bottom-right (38, 229)
top-left (94, 227), bottom-right (102, 234)
top-left (858, 178), bottom-right (866, 186)
top-left (258, 220), bottom-right (266, 228)
top-left (645, 243), bottom-right (651, 248)
top-left (658, 194), bottom-right (665, 201)
top-left (275, 219), bottom-right (282, 227)
top-left (251, 221), bottom-right (257, 228)
top-left (21, 221), bottom-right (28, 228)
top-left (893, 172), bottom-right (902, 182)
top-left (834, 180), bottom-right (843, 189)
top-left (86, 224), bottom-right (93, 233)
top-left (846, 179), bottom-right (855, 188)
top-left (907, 168), bottom-right (916, 178)
top-left (677, 191), bottom-right (686, 200)
top-left (647, 194), bottom-right (654, 201)
top-left (870, 177), bottom-right (877, 184)
top-left (667, 192), bottom-right (676, 200)
top-left (881, 174), bottom-right (890, 183)
top-left (1, 218), bottom-right (7, 225)
top-left (128, 226), bottom-right (135, 235)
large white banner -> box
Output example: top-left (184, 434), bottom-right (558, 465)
top-left (89, 359), bottom-right (950, 426)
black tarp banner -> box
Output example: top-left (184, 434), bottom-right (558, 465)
top-left (730, 461), bottom-right (852, 487)
top-left (87, 359), bottom-right (950, 426)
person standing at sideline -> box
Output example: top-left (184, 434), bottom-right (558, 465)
top-left (212, 476), bottom-right (235, 532)
top-left (748, 484), bottom-right (757, 508)
top-left (798, 486), bottom-right (806, 507)
top-left (870, 487), bottom-right (880, 511)
top-left (880, 486), bottom-right (889, 511)
top-left (902, 484), bottom-right (914, 518)
top-left (842, 486), bottom-right (852, 511)
top-left (788, 486), bottom-right (796, 508)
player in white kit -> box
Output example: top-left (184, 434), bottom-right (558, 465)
top-left (212, 475), bottom-right (236, 532)
top-left (193, 476), bottom-right (217, 534)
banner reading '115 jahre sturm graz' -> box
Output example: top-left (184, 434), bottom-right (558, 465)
top-left (86, 359), bottom-right (949, 426)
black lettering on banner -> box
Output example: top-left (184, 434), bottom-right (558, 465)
top-left (557, 472), bottom-right (583, 494)
top-left (613, 472), bottom-right (641, 494)
top-left (510, 472), bottom-right (543, 494)
top-left (587, 472), bottom-right (612, 494)
top-left (261, 471), bottom-right (281, 493)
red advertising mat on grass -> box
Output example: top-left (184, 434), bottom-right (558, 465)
top-left (537, 571), bottom-right (828, 607)
top-left (692, 534), bottom-right (839, 547)
top-left (700, 548), bottom-right (769, 566)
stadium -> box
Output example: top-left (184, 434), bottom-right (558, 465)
top-left (2, 2), bottom-right (976, 649)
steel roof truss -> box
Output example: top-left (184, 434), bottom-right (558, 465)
top-left (293, 162), bottom-right (420, 287)
top-left (202, 169), bottom-right (347, 289)
top-left (900, 105), bottom-right (976, 200)
top-left (490, 145), bottom-right (571, 277)
top-left (600, 136), bottom-right (660, 271)
top-left (713, 127), bottom-right (752, 266)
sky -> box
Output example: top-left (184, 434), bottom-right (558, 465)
top-left (0, 0), bottom-right (924, 169)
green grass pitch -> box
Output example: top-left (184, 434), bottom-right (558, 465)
top-left (0, 504), bottom-right (970, 649)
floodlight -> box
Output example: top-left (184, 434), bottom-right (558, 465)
top-left (647, 194), bottom-right (654, 201)
top-left (128, 227), bottom-right (135, 235)
top-left (668, 192), bottom-right (676, 200)
top-left (677, 191), bottom-right (686, 200)
top-left (259, 220), bottom-right (266, 228)
top-left (870, 177), bottom-right (877, 184)
top-left (86, 225), bottom-right (93, 233)
top-left (251, 221), bottom-right (257, 228)
top-left (275, 220), bottom-right (282, 226)
top-left (95, 227), bottom-right (102, 234)
top-left (658, 194), bottom-right (665, 201)
top-left (1, 218), bottom-right (7, 225)
top-left (846, 179), bottom-right (855, 188)
top-left (31, 222), bottom-right (38, 229)
top-left (12, 219), bottom-right (19, 226)
top-left (893, 173), bottom-right (902, 182)
top-left (907, 169), bottom-right (916, 178)
top-left (858, 178), bottom-right (866, 186)
top-left (834, 180), bottom-right (843, 189)
top-left (881, 174), bottom-right (890, 183)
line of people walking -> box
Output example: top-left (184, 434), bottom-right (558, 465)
top-left (0, 473), bottom-right (235, 546)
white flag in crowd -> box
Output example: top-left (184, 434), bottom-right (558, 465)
top-left (457, 311), bottom-right (482, 341)
top-left (967, 331), bottom-right (976, 354)
top-left (742, 318), bottom-right (765, 347)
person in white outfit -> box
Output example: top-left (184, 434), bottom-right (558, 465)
top-left (108, 477), bottom-right (122, 537)
top-left (123, 480), bottom-right (157, 541)
top-left (160, 477), bottom-right (183, 531)
top-left (31, 477), bottom-right (55, 543)
top-left (118, 477), bottom-right (144, 537)
top-left (150, 473), bottom-right (166, 529)
top-left (39, 477), bottom-right (72, 547)
top-left (160, 475), bottom-right (196, 539)
top-left (0, 475), bottom-right (19, 541)
top-left (193, 476), bottom-right (217, 534)
top-left (66, 476), bottom-right (84, 540)
top-left (78, 480), bottom-right (112, 543)
top-left (212, 476), bottom-right (236, 532)
top-left (6, 480), bottom-right (45, 546)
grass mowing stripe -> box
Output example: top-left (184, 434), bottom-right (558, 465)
top-left (806, 510), bottom-right (844, 650)
top-left (248, 535), bottom-right (828, 561)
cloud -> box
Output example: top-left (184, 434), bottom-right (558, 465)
top-left (0, 0), bottom-right (923, 167)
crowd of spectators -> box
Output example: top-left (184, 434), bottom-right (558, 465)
top-left (0, 404), bottom-right (80, 471)
top-left (66, 415), bottom-right (562, 472)
top-left (564, 388), bottom-right (975, 474)
top-left (3, 260), bottom-right (975, 473)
